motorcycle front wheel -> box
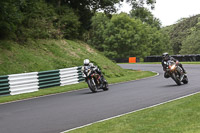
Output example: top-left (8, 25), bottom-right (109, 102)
top-left (87, 78), bottom-right (97, 93)
top-left (172, 73), bottom-right (181, 85)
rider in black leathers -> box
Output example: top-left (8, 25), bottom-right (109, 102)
top-left (162, 53), bottom-right (186, 78)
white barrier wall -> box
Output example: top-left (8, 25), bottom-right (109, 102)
top-left (0, 66), bottom-right (84, 96)
top-left (8, 72), bottom-right (39, 95)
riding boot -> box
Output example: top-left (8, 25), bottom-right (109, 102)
top-left (179, 64), bottom-right (186, 74)
top-left (181, 67), bottom-right (186, 74)
top-left (101, 75), bottom-right (107, 83)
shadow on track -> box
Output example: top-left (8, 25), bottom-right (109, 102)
top-left (162, 84), bottom-right (188, 88)
top-left (81, 90), bottom-right (105, 95)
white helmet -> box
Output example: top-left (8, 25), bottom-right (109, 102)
top-left (83, 59), bottom-right (90, 66)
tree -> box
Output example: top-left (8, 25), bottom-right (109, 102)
top-left (0, 0), bottom-right (23, 39)
top-left (126, 0), bottom-right (156, 10)
top-left (102, 13), bottom-right (151, 58)
top-left (130, 7), bottom-right (161, 29)
top-left (55, 5), bottom-right (80, 39)
top-left (149, 28), bottom-right (172, 55)
top-left (46, 0), bottom-right (122, 36)
top-left (168, 15), bottom-right (200, 54)
top-left (87, 13), bottom-right (110, 51)
top-left (88, 12), bottom-right (169, 59)
top-left (180, 30), bottom-right (200, 54)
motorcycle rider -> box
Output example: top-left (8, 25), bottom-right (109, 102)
top-left (82, 59), bottom-right (106, 85)
top-left (162, 52), bottom-right (186, 78)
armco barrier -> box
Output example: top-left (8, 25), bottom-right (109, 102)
top-left (38, 70), bottom-right (60, 89)
top-left (112, 58), bottom-right (140, 63)
top-left (0, 75), bottom-right (10, 96)
top-left (8, 72), bottom-right (39, 95)
top-left (59, 66), bottom-right (84, 86)
top-left (0, 66), bottom-right (84, 96)
top-left (144, 55), bottom-right (200, 62)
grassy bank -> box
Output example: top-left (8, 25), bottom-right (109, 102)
top-left (0, 39), bottom-right (124, 77)
top-left (67, 93), bottom-right (200, 133)
top-left (0, 39), bottom-right (156, 103)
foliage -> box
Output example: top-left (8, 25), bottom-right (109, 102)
top-left (0, 0), bottom-right (23, 39)
top-left (87, 12), bottom-right (169, 59)
top-left (18, 0), bottom-right (59, 40)
top-left (0, 0), bottom-right (82, 41)
top-left (126, 0), bottom-right (156, 10)
top-left (55, 6), bottom-right (80, 39)
top-left (162, 14), bottom-right (200, 54)
top-left (130, 7), bottom-right (161, 29)
top-left (0, 0), bottom-right (158, 41)
top-left (0, 0), bottom-right (125, 41)
top-left (180, 30), bottom-right (200, 54)
top-left (86, 13), bottom-right (110, 51)
top-left (102, 13), bottom-right (151, 58)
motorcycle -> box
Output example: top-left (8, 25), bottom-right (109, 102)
top-left (166, 60), bottom-right (188, 85)
top-left (83, 67), bottom-right (108, 93)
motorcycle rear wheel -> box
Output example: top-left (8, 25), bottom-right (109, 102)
top-left (102, 82), bottom-right (109, 91)
top-left (182, 75), bottom-right (188, 84)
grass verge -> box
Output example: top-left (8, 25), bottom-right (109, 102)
top-left (0, 70), bottom-right (156, 104)
top-left (66, 92), bottom-right (200, 133)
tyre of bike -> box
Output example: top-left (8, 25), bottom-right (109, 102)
top-left (87, 78), bottom-right (98, 93)
top-left (172, 72), bottom-right (181, 85)
top-left (182, 75), bottom-right (188, 84)
top-left (102, 82), bottom-right (109, 91)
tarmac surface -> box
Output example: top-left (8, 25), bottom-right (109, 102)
top-left (0, 64), bottom-right (199, 133)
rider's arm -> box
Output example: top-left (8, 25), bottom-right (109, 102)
top-left (81, 66), bottom-right (86, 78)
top-left (170, 57), bottom-right (178, 62)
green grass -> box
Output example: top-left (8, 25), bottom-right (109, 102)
top-left (0, 39), bottom-right (124, 77)
top-left (181, 62), bottom-right (200, 64)
top-left (0, 39), bottom-right (156, 103)
top-left (67, 93), bottom-right (200, 133)
top-left (0, 70), bottom-right (155, 104)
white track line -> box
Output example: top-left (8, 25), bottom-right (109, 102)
top-left (61, 91), bottom-right (200, 133)
top-left (0, 71), bottom-right (159, 105)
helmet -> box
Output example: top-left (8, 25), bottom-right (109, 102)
top-left (83, 59), bottom-right (90, 66)
top-left (162, 52), bottom-right (169, 60)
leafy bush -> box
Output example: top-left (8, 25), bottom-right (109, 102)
top-left (55, 6), bottom-right (80, 39)
top-left (87, 12), bottom-right (169, 59)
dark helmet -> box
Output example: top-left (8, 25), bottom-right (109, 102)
top-left (162, 52), bottom-right (169, 60)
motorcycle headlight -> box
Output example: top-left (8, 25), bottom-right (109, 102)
top-left (171, 65), bottom-right (176, 70)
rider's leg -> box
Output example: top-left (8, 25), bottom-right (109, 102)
top-left (164, 71), bottom-right (170, 78)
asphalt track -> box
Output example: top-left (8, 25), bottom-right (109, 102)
top-left (0, 64), bottom-right (200, 133)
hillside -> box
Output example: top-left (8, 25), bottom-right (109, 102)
top-left (0, 39), bottom-right (156, 103)
top-left (0, 39), bottom-right (129, 78)
top-left (162, 14), bottom-right (200, 54)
